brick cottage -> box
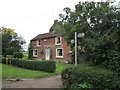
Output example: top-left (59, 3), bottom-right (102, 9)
top-left (30, 32), bottom-right (72, 63)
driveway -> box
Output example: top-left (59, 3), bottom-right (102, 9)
top-left (2, 75), bottom-right (62, 88)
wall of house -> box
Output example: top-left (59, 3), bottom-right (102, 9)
top-left (31, 37), bottom-right (72, 63)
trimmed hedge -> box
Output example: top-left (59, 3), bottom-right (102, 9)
top-left (2, 58), bottom-right (56, 73)
top-left (13, 52), bottom-right (23, 59)
top-left (2, 57), bottom-right (11, 64)
top-left (61, 64), bottom-right (120, 89)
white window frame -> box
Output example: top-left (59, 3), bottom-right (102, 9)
top-left (55, 36), bottom-right (62, 45)
top-left (36, 40), bottom-right (41, 46)
top-left (56, 48), bottom-right (63, 58)
top-left (33, 49), bottom-right (38, 57)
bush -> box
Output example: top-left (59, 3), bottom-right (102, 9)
top-left (70, 83), bottom-right (93, 89)
top-left (13, 52), bottom-right (23, 59)
top-left (6, 55), bottom-right (14, 59)
top-left (2, 57), bottom-right (14, 64)
top-left (2, 57), bottom-right (6, 64)
top-left (3, 59), bottom-right (56, 73)
top-left (0, 55), bottom-right (2, 63)
top-left (61, 64), bottom-right (120, 89)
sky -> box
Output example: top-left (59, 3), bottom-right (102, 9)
top-left (0, 0), bottom-right (119, 50)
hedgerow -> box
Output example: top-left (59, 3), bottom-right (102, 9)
top-left (61, 64), bottom-right (120, 89)
top-left (2, 58), bottom-right (56, 73)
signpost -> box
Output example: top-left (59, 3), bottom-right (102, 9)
top-left (75, 32), bottom-right (77, 66)
top-left (71, 32), bottom-right (85, 66)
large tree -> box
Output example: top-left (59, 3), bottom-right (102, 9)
top-left (51, 2), bottom-right (120, 72)
top-left (49, 19), bottom-right (65, 35)
top-left (0, 27), bottom-right (26, 56)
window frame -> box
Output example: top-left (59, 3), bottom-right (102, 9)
top-left (56, 48), bottom-right (63, 58)
top-left (33, 49), bottom-right (38, 57)
top-left (55, 36), bottom-right (62, 45)
top-left (36, 40), bottom-right (41, 46)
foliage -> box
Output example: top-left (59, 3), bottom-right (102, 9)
top-left (22, 54), bottom-right (28, 60)
top-left (6, 55), bottom-right (14, 59)
top-left (2, 57), bottom-right (11, 64)
top-left (28, 43), bottom-right (33, 60)
top-left (49, 20), bottom-right (65, 35)
top-left (2, 58), bottom-right (56, 73)
top-left (70, 83), bottom-right (93, 89)
top-left (13, 52), bottom-right (24, 59)
top-left (52, 2), bottom-right (120, 72)
top-left (0, 27), bottom-right (26, 57)
top-left (55, 62), bottom-right (70, 74)
top-left (61, 64), bottom-right (120, 89)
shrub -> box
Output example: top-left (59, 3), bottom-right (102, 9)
top-left (0, 55), bottom-right (2, 63)
top-left (10, 59), bottom-right (56, 73)
top-left (28, 44), bottom-right (33, 60)
top-left (61, 64), bottom-right (120, 89)
top-left (6, 55), bottom-right (14, 59)
top-left (2, 57), bottom-right (13, 64)
top-left (13, 52), bottom-right (23, 59)
top-left (2, 57), bottom-right (6, 64)
top-left (70, 83), bottom-right (93, 89)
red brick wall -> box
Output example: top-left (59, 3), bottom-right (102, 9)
top-left (31, 37), bottom-right (72, 62)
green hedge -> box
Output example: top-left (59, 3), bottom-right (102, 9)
top-left (61, 64), bottom-right (120, 89)
top-left (2, 57), bottom-right (12, 64)
top-left (13, 52), bottom-right (23, 59)
top-left (2, 58), bottom-right (56, 73)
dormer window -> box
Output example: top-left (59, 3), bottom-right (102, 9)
top-left (55, 37), bottom-right (62, 45)
top-left (37, 40), bottom-right (41, 46)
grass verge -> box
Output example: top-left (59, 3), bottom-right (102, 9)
top-left (2, 62), bottom-right (70, 79)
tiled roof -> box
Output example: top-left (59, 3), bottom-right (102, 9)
top-left (31, 32), bottom-right (60, 41)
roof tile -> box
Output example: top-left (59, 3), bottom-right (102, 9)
top-left (31, 32), bottom-right (60, 41)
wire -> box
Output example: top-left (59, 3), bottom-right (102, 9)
top-left (0, 10), bottom-right (63, 23)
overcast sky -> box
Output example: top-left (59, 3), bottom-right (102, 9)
top-left (0, 0), bottom-right (119, 50)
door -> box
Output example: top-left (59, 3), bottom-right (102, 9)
top-left (45, 48), bottom-right (50, 60)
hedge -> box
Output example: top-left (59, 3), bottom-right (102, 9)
top-left (2, 58), bottom-right (56, 73)
top-left (61, 64), bottom-right (120, 89)
top-left (13, 52), bottom-right (23, 59)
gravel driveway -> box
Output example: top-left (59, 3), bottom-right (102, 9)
top-left (2, 75), bottom-right (62, 88)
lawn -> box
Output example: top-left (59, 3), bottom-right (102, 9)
top-left (22, 54), bottom-right (28, 60)
top-left (1, 62), bottom-right (70, 79)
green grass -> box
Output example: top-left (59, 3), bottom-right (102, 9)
top-left (22, 54), bottom-right (28, 60)
top-left (0, 64), bottom-right (2, 79)
top-left (1, 62), bottom-right (70, 79)
top-left (55, 62), bottom-right (70, 74)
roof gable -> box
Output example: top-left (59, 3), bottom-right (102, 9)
top-left (31, 32), bottom-right (60, 41)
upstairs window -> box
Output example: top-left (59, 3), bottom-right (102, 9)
top-left (55, 37), bottom-right (61, 45)
top-left (37, 40), bottom-right (41, 46)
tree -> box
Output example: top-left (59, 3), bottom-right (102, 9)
top-left (0, 27), bottom-right (26, 56)
top-left (28, 43), bottom-right (33, 60)
top-left (49, 20), bottom-right (65, 35)
top-left (13, 52), bottom-right (24, 59)
top-left (52, 2), bottom-right (120, 72)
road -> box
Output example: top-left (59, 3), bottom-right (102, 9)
top-left (2, 75), bottom-right (62, 88)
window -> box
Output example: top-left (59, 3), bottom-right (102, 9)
top-left (56, 48), bottom-right (63, 58)
top-left (33, 49), bottom-right (38, 57)
top-left (55, 37), bottom-right (61, 45)
top-left (37, 40), bottom-right (41, 46)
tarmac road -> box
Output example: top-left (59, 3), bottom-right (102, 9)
top-left (2, 75), bottom-right (62, 88)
